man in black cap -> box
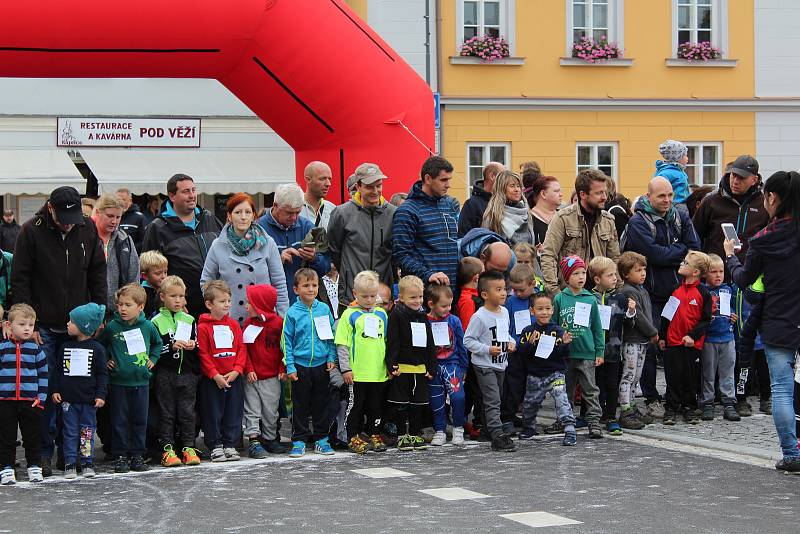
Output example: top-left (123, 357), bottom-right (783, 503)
top-left (11, 186), bottom-right (107, 476)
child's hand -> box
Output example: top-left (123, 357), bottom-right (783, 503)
top-left (326, 362), bottom-right (335, 372)
top-left (52, 393), bottom-right (62, 404)
top-left (31, 398), bottom-right (43, 409)
top-left (627, 298), bottom-right (636, 312)
top-left (247, 371), bottom-right (258, 383)
top-left (286, 372), bottom-right (298, 382)
top-left (213, 374), bottom-right (229, 389)
top-left (730, 313), bottom-right (738, 324)
top-left (94, 398), bottom-right (105, 408)
top-left (682, 335), bottom-right (695, 347)
top-left (563, 332), bottom-right (573, 344)
top-left (107, 359), bottom-right (116, 371)
top-left (489, 345), bottom-right (502, 357)
top-left (224, 370), bottom-right (239, 383)
top-left (146, 359), bottom-right (155, 370)
top-left (595, 357), bottom-right (604, 367)
top-left (278, 372), bottom-right (287, 382)
top-left (650, 334), bottom-right (659, 344)
top-left (185, 339), bottom-right (196, 350)
top-left (658, 340), bottom-right (666, 351)
top-left (391, 365), bottom-right (401, 377)
top-left (424, 372), bottom-right (433, 380)
top-left (508, 340), bottom-right (516, 353)
top-left (342, 371), bottom-right (354, 385)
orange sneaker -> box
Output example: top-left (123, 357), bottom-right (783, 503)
top-left (181, 447), bottom-right (201, 466)
top-left (161, 445), bottom-right (182, 467)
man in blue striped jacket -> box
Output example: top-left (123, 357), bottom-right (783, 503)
top-left (0, 304), bottom-right (48, 484)
top-left (392, 156), bottom-right (461, 288)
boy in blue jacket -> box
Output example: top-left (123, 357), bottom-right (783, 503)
top-left (426, 285), bottom-right (468, 447)
top-left (281, 268), bottom-right (337, 458)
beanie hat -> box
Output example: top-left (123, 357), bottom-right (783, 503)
top-left (659, 140), bottom-right (688, 163)
top-left (560, 255), bottom-right (587, 281)
top-left (69, 303), bottom-right (106, 336)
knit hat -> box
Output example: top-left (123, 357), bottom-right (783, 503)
top-left (69, 303), bottom-right (106, 336)
top-left (658, 140), bottom-right (688, 163)
top-left (559, 255), bottom-right (587, 281)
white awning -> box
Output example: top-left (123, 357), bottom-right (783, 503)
top-left (0, 149), bottom-right (86, 195)
top-left (79, 148), bottom-right (296, 195)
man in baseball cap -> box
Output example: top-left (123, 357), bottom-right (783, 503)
top-left (729, 155), bottom-right (760, 180)
top-left (48, 186), bottom-right (84, 228)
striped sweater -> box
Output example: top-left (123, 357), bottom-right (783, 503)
top-left (0, 339), bottom-right (48, 403)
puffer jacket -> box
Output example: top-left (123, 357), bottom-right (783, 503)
top-left (458, 180), bottom-right (492, 237)
top-left (654, 160), bottom-right (690, 204)
top-left (327, 193), bottom-right (396, 306)
top-left (540, 203), bottom-right (620, 295)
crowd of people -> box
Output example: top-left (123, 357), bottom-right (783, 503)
top-left (1, 140), bottom-right (800, 487)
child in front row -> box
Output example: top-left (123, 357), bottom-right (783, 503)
top-left (52, 303), bottom-right (108, 479)
top-left (427, 285), bottom-right (468, 446)
top-left (282, 268), bottom-right (337, 458)
top-left (659, 251), bottom-right (712, 425)
top-left (516, 294), bottom-right (576, 445)
top-left (0, 304), bottom-right (47, 485)
top-left (335, 270), bottom-right (389, 454)
top-left (464, 270), bottom-right (517, 452)
top-left (386, 275), bottom-right (436, 451)
top-left (139, 250), bottom-right (169, 318)
top-left (100, 284), bottom-right (162, 473)
top-left (197, 280), bottom-right (247, 462)
top-left (588, 256), bottom-right (635, 436)
top-left (150, 275), bottom-right (201, 467)
top-left (617, 252), bottom-right (659, 430)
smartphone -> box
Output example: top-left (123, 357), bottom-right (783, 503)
top-left (721, 223), bottom-right (742, 251)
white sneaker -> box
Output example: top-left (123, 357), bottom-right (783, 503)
top-left (27, 466), bottom-right (43, 483)
top-left (223, 447), bottom-right (240, 461)
top-left (210, 447), bottom-right (226, 462)
top-left (431, 431), bottom-right (447, 446)
top-left (1, 466), bottom-right (16, 485)
top-left (452, 427), bottom-right (465, 446)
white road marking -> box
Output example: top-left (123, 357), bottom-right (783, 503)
top-left (418, 487), bottom-right (490, 501)
top-left (500, 511), bottom-right (582, 528)
top-left (351, 467), bottom-right (413, 478)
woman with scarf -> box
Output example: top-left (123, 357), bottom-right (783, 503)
top-left (482, 171), bottom-right (534, 247)
top-left (201, 193), bottom-right (289, 325)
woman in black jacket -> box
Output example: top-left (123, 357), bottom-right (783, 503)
top-left (724, 171), bottom-right (800, 472)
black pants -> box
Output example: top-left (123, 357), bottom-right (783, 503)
top-left (641, 300), bottom-right (665, 403)
top-left (386, 374), bottom-right (429, 437)
top-left (735, 348), bottom-right (771, 402)
top-left (596, 360), bottom-right (621, 421)
top-left (464, 361), bottom-right (484, 426)
top-left (109, 385), bottom-right (149, 457)
top-left (291, 364), bottom-right (331, 442)
top-left (0, 401), bottom-right (42, 468)
top-left (346, 382), bottom-right (384, 439)
top-left (664, 346), bottom-right (699, 412)
top-left (500, 352), bottom-right (526, 425)
top-left (156, 369), bottom-right (199, 448)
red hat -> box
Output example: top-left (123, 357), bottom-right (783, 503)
top-left (559, 255), bottom-right (586, 281)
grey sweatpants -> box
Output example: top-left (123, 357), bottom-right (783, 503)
top-left (243, 377), bottom-right (282, 440)
top-left (619, 342), bottom-right (648, 408)
top-left (522, 371), bottom-right (575, 429)
top-left (701, 340), bottom-right (736, 406)
top-left (566, 359), bottom-right (601, 424)
top-left (474, 366), bottom-right (505, 439)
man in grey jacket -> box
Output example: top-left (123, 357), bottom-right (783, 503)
top-left (327, 163), bottom-right (396, 313)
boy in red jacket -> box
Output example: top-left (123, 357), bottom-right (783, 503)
top-left (197, 280), bottom-right (247, 462)
top-left (242, 284), bottom-right (288, 457)
top-left (659, 251), bottom-right (712, 426)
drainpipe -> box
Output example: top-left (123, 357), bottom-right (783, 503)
top-left (435, 0), bottom-right (443, 155)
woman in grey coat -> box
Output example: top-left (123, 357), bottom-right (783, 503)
top-left (201, 193), bottom-right (289, 325)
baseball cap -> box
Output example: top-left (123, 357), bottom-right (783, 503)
top-left (354, 163), bottom-right (388, 185)
top-left (346, 173), bottom-right (359, 195)
top-left (729, 155), bottom-right (759, 179)
top-left (49, 186), bottom-right (83, 225)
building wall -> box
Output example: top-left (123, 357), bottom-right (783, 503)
top-left (756, 112), bottom-right (800, 178)
top-left (755, 0), bottom-right (800, 97)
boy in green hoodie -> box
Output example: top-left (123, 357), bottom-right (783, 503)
top-left (552, 255), bottom-right (605, 439)
top-left (100, 283), bottom-right (162, 474)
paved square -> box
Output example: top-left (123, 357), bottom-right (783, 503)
top-left (500, 511), bottom-right (582, 528)
top-left (351, 467), bottom-right (414, 478)
top-left (418, 487), bottom-right (490, 501)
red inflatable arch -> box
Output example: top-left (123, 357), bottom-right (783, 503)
top-left (0, 0), bottom-right (434, 201)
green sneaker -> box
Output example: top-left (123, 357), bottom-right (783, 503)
top-left (411, 435), bottom-right (428, 450)
top-left (397, 434), bottom-right (415, 451)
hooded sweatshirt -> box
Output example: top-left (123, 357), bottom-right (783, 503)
top-left (654, 160), bottom-right (690, 204)
top-left (281, 298), bottom-right (336, 374)
top-left (516, 321), bottom-right (571, 377)
top-left (100, 311), bottom-right (163, 387)
top-left (244, 284), bottom-right (285, 379)
top-left (619, 282), bottom-right (658, 344)
top-left (385, 302), bottom-right (436, 375)
top-left (552, 287), bottom-right (605, 360)
top-left (51, 339), bottom-right (108, 404)
top-left (151, 307), bottom-right (198, 375)
top-left (196, 313), bottom-right (247, 379)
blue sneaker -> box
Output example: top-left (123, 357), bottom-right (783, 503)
top-left (248, 440), bottom-right (268, 459)
top-left (574, 418), bottom-right (588, 429)
top-left (314, 437), bottom-right (335, 455)
top-left (606, 421), bottom-right (623, 436)
top-left (288, 441), bottom-right (306, 458)
top-left (562, 431), bottom-right (577, 446)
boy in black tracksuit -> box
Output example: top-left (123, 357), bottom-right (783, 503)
top-left (385, 276), bottom-right (436, 450)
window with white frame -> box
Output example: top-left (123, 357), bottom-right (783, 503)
top-left (684, 143), bottom-right (722, 186)
top-left (566, 0), bottom-right (623, 52)
top-left (672, 0), bottom-right (727, 55)
top-left (457, 1), bottom-right (515, 52)
top-left (467, 143), bottom-right (510, 188)
top-left (576, 143), bottom-right (617, 181)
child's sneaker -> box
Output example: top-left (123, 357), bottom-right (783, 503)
top-left (491, 434), bottom-right (516, 452)
top-left (27, 466), bottom-right (43, 483)
top-left (723, 405), bottom-right (741, 422)
top-left (662, 409), bottom-right (677, 425)
top-left (114, 456), bottom-right (130, 473)
top-left (223, 448), bottom-right (240, 461)
top-left (64, 464), bottom-right (78, 480)
top-left (248, 440), bottom-right (268, 459)
top-left (605, 421), bottom-right (623, 436)
top-left (465, 422), bottom-right (482, 440)
top-left (562, 431), bottom-right (577, 446)
top-left (587, 423), bottom-right (604, 439)
top-left (82, 465), bottom-right (96, 478)
top-left (701, 405), bottom-right (715, 421)
top-left (683, 411), bottom-right (700, 425)
top-left (369, 434), bottom-right (387, 453)
top-left (210, 447), bottom-right (227, 462)
top-left (347, 435), bottom-right (370, 454)
top-left (161, 445), bottom-right (183, 467)
top-left (430, 431), bottom-right (446, 446)
top-left (543, 421), bottom-right (564, 434)
top-left (130, 456), bottom-right (149, 472)
top-left (396, 434), bottom-right (415, 451)
top-left (289, 441), bottom-right (306, 458)
top-left (1, 466), bottom-right (16, 485)
top-left (619, 411), bottom-right (644, 430)
top-left (411, 435), bottom-right (428, 450)
top-left (182, 447), bottom-right (201, 466)
top-left (451, 427), bottom-right (465, 446)
top-left (314, 437), bottom-right (335, 455)
top-left (635, 406), bottom-right (654, 425)
top-left (574, 417), bottom-right (588, 429)
top-left (264, 439), bottom-right (289, 454)
top-left (518, 427), bottom-right (539, 440)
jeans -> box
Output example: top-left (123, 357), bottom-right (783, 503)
top-left (61, 402), bottom-right (96, 466)
top-left (38, 326), bottom-right (71, 459)
top-left (763, 345), bottom-right (800, 459)
top-left (522, 372), bottom-right (575, 429)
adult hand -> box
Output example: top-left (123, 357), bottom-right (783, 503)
top-left (722, 239), bottom-right (737, 257)
top-left (94, 398), bottom-right (105, 408)
top-left (428, 272), bottom-right (450, 285)
top-left (297, 247), bottom-right (316, 262)
top-left (281, 247), bottom-right (300, 264)
top-left (52, 393), bottom-right (62, 403)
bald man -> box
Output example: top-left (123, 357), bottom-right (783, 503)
top-left (458, 161), bottom-right (505, 237)
top-left (624, 176), bottom-right (701, 417)
top-left (481, 241), bottom-right (513, 272)
top-left (300, 161), bottom-right (336, 229)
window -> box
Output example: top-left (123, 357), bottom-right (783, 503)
top-left (576, 143), bottom-right (617, 181)
top-left (672, 0), bottom-right (727, 56)
top-left (566, 0), bottom-right (623, 52)
top-left (467, 143), bottom-right (510, 188)
top-left (684, 143), bottom-right (721, 186)
top-left (457, 1), bottom-right (516, 53)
